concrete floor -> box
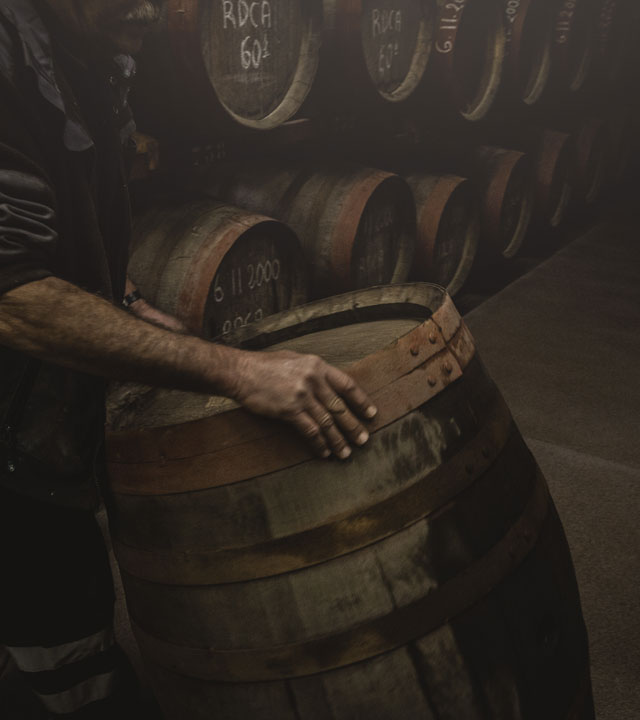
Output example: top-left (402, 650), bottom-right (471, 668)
top-left (465, 210), bottom-right (640, 719)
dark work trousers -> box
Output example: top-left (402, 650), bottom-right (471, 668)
top-left (0, 487), bottom-right (139, 718)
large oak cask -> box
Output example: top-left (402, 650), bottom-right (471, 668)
top-left (128, 198), bottom-right (308, 339)
top-left (106, 284), bottom-right (594, 720)
top-left (205, 165), bottom-right (416, 298)
top-left (132, 0), bottom-right (323, 140)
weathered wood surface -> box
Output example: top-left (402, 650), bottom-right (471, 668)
top-left (204, 164), bottom-right (416, 298)
top-left (106, 284), bottom-right (594, 719)
top-left (404, 173), bottom-right (478, 295)
top-left (429, 0), bottom-right (506, 120)
top-left (128, 199), bottom-right (308, 339)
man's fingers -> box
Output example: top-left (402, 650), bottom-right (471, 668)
top-left (291, 411), bottom-right (331, 459)
top-left (306, 398), bottom-right (352, 460)
top-left (314, 382), bottom-right (370, 450)
top-left (325, 366), bottom-right (377, 421)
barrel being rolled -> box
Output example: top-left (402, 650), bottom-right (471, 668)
top-left (501, 0), bottom-right (554, 106)
top-left (205, 165), bottom-right (416, 298)
top-left (128, 199), bottom-right (308, 339)
top-left (106, 284), bottom-right (594, 720)
top-left (431, 0), bottom-right (506, 121)
top-left (133, 0), bottom-right (323, 139)
top-left (404, 173), bottom-right (479, 295)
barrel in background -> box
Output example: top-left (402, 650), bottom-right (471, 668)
top-left (106, 284), bottom-right (594, 720)
top-left (405, 173), bottom-right (479, 295)
top-left (132, 0), bottom-right (323, 140)
top-left (430, 0), bottom-right (506, 121)
top-left (501, 0), bottom-right (554, 107)
top-left (205, 164), bottom-right (416, 298)
top-left (128, 199), bottom-right (308, 339)
top-left (471, 146), bottom-right (534, 259)
top-left (550, 0), bottom-right (594, 93)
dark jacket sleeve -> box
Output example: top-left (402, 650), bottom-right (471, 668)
top-left (0, 75), bottom-right (57, 296)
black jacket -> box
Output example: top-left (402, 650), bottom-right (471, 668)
top-left (0, 0), bottom-right (136, 506)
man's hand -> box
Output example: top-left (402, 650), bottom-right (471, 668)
top-left (0, 277), bottom-right (376, 459)
top-left (232, 351), bottom-right (378, 460)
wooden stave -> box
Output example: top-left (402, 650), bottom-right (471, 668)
top-left (106, 285), bottom-right (593, 718)
top-left (431, 0), bottom-right (507, 121)
top-left (204, 165), bottom-right (416, 299)
top-left (127, 198), bottom-right (308, 338)
top-left (404, 173), bottom-right (479, 295)
top-left (501, 0), bottom-right (554, 107)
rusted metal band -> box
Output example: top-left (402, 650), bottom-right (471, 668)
top-left (115, 396), bottom-right (514, 585)
top-left (131, 468), bottom-right (551, 683)
top-left (107, 291), bottom-right (475, 496)
top-left (108, 331), bottom-right (467, 495)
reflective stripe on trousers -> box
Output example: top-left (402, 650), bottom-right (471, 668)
top-left (4, 628), bottom-right (118, 715)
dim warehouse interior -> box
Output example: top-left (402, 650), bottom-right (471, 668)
top-left (0, 0), bottom-right (639, 718)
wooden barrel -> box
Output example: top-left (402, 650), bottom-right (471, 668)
top-left (404, 174), bottom-right (479, 295)
top-left (431, 0), bottom-right (506, 121)
top-left (128, 199), bottom-right (308, 339)
top-left (571, 117), bottom-right (610, 204)
top-left (132, 0), bottom-right (323, 139)
top-left (551, 0), bottom-right (594, 93)
top-left (591, 0), bottom-right (631, 88)
top-left (106, 284), bottom-right (594, 720)
top-left (205, 165), bottom-right (416, 298)
top-left (472, 146), bottom-right (534, 259)
top-left (501, 0), bottom-right (554, 106)
top-left (533, 129), bottom-right (573, 227)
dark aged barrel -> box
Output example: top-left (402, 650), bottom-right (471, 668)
top-left (106, 284), bottom-right (594, 720)
top-left (571, 117), bottom-right (609, 204)
top-left (550, 0), bottom-right (594, 93)
top-left (205, 165), bottom-right (416, 298)
top-left (431, 0), bottom-right (506, 121)
top-left (501, 0), bottom-right (554, 106)
top-left (591, 0), bottom-right (631, 88)
top-left (128, 199), bottom-right (308, 339)
top-left (133, 0), bottom-right (322, 138)
top-left (321, 0), bottom-right (436, 103)
top-left (472, 146), bottom-right (534, 259)
top-left (532, 129), bottom-right (573, 227)
top-left (404, 174), bottom-right (478, 295)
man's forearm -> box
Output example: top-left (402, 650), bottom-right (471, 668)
top-left (0, 276), bottom-right (240, 396)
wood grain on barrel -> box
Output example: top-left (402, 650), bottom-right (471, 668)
top-left (128, 199), bottom-right (307, 338)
